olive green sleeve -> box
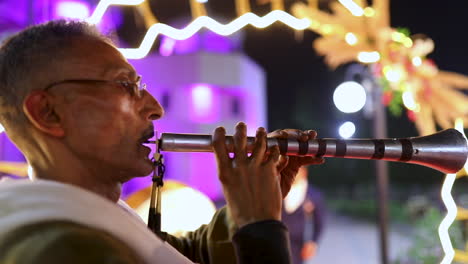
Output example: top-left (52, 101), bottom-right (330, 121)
top-left (0, 221), bottom-right (143, 264)
top-left (164, 206), bottom-right (238, 264)
top-left (232, 220), bottom-right (292, 264)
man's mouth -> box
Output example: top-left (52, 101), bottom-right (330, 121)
top-left (139, 125), bottom-right (155, 144)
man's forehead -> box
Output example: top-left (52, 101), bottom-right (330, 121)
top-left (63, 38), bottom-right (136, 78)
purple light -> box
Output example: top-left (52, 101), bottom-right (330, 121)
top-left (159, 37), bottom-right (177, 57)
top-left (174, 34), bottom-right (201, 54)
top-left (55, 1), bottom-right (90, 20)
top-left (188, 153), bottom-right (220, 199)
top-left (202, 31), bottom-right (235, 53)
top-left (190, 84), bottom-right (219, 123)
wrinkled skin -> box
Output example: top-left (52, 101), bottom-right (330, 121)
top-left (212, 123), bottom-right (325, 227)
top-left (268, 129), bottom-right (325, 198)
top-left (23, 37), bottom-right (163, 201)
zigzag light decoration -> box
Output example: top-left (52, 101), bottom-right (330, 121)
top-left (439, 173), bottom-right (457, 264)
top-left (440, 119), bottom-right (468, 264)
top-left (120, 11), bottom-right (310, 59)
top-left (86, 1), bottom-right (311, 59)
top-left (87, 0), bottom-right (145, 25)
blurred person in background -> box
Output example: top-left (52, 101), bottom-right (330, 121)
top-left (282, 166), bottom-right (325, 264)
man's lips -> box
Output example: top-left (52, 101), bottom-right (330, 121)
top-left (139, 126), bottom-right (155, 144)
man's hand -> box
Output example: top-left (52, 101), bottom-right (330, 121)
top-left (268, 129), bottom-right (325, 198)
top-left (301, 241), bottom-right (318, 260)
top-left (213, 123), bottom-right (283, 228)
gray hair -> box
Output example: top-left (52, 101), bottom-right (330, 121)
top-left (0, 20), bottom-right (111, 131)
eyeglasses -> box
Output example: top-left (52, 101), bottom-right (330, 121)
top-left (43, 76), bottom-right (147, 98)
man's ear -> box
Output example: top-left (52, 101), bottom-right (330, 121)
top-left (23, 91), bottom-right (65, 137)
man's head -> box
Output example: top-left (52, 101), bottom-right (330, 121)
top-left (0, 20), bottom-right (164, 187)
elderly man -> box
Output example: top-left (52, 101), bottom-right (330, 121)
top-left (0, 20), bottom-right (323, 263)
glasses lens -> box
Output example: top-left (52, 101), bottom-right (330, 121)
top-left (136, 76), bottom-right (146, 97)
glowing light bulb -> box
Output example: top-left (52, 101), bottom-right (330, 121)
top-left (363, 7), bottom-right (375, 17)
top-left (403, 38), bottom-right (413, 48)
top-left (338, 121), bottom-right (356, 139)
top-left (357, 51), bottom-right (380, 63)
top-left (27, 164), bottom-right (34, 178)
top-left (338, 0), bottom-right (364, 16)
top-left (321, 24), bottom-right (333, 35)
top-left (391, 32), bottom-right (405, 42)
top-left (333, 81), bottom-right (367, 113)
top-left (56, 1), bottom-right (90, 19)
top-left (310, 20), bottom-right (321, 29)
top-left (412, 57), bottom-right (422, 67)
top-left (345, 32), bottom-right (358, 46)
top-left (192, 84), bottom-right (213, 114)
top-left (402, 91), bottom-right (419, 111)
top-left (196, 0), bottom-right (208, 2)
top-left (383, 66), bottom-right (403, 83)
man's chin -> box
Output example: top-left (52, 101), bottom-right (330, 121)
top-left (135, 160), bottom-right (155, 177)
top-left (119, 161), bottom-right (154, 182)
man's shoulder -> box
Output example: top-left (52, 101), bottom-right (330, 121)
top-left (0, 220), bottom-right (144, 264)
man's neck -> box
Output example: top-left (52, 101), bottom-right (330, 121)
top-left (28, 145), bottom-right (123, 203)
top-left (32, 168), bottom-right (123, 202)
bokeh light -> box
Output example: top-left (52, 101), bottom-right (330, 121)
top-left (338, 121), bottom-right (356, 138)
top-left (55, 1), bottom-right (90, 20)
top-left (333, 81), bottom-right (367, 113)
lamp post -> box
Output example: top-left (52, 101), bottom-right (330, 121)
top-left (370, 74), bottom-right (389, 264)
top-left (337, 64), bottom-right (389, 264)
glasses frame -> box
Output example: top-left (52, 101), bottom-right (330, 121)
top-left (43, 76), bottom-right (147, 98)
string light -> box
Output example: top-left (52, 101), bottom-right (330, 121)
top-left (87, 0), bottom-right (145, 24)
top-left (363, 7), bottom-right (375, 17)
top-left (357, 51), bottom-right (380, 63)
top-left (88, 1), bottom-right (310, 58)
top-left (439, 173), bottom-right (457, 264)
top-left (391, 31), bottom-right (413, 48)
top-left (118, 11), bottom-right (311, 59)
top-left (345, 32), bottom-right (358, 46)
top-left (412, 57), bottom-right (422, 67)
top-left (383, 66), bottom-right (403, 83)
top-left (338, 0), bottom-right (364, 16)
top-left (321, 24), bottom-right (333, 35)
top-left (439, 119), bottom-right (467, 264)
top-left (402, 91), bottom-right (419, 111)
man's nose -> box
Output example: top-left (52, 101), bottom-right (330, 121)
top-left (140, 90), bottom-right (164, 120)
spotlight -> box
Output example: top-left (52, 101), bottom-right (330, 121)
top-left (55, 1), bottom-right (90, 20)
top-left (333, 81), bottom-right (367, 113)
top-left (339, 121), bottom-right (356, 138)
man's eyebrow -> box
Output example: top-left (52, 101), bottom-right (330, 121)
top-left (102, 65), bottom-right (137, 79)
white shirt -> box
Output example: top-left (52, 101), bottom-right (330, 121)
top-left (0, 178), bottom-right (193, 264)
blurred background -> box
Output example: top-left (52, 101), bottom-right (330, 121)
top-left (1, 0), bottom-right (468, 263)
